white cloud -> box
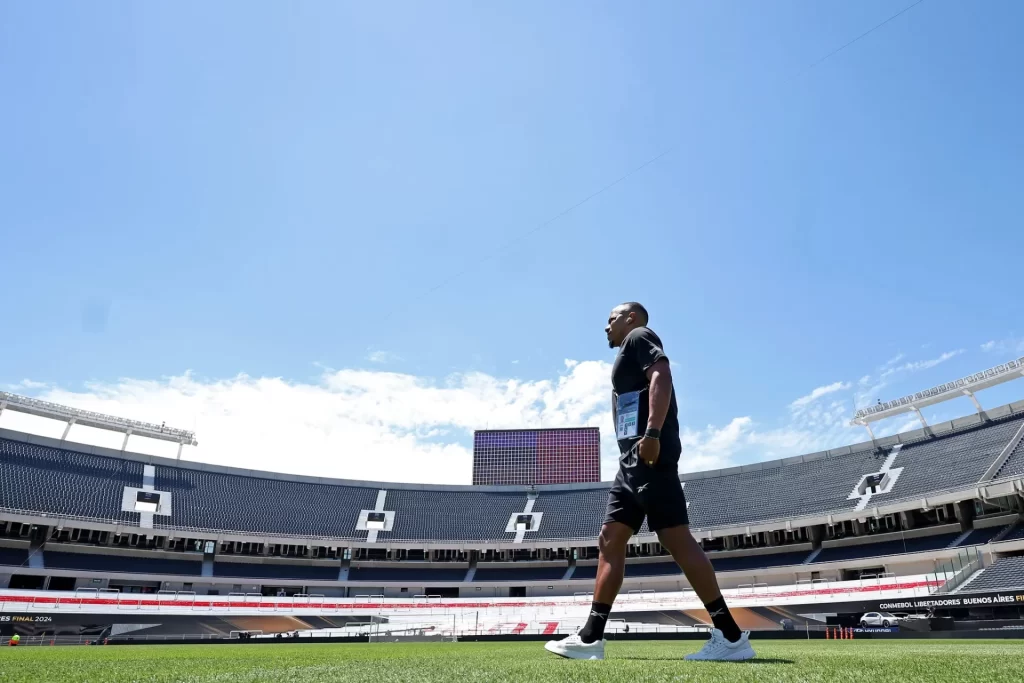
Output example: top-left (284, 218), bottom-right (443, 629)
top-left (790, 381), bottom-right (851, 410)
top-left (4, 379), bottom-right (47, 391)
top-left (890, 349), bottom-right (964, 374)
top-left (0, 363), bottom-right (622, 485)
top-left (0, 361), bottom-right (831, 484)
top-left (677, 417), bottom-right (754, 473)
top-left (873, 417), bottom-right (922, 439)
top-left (884, 353), bottom-right (905, 367)
top-left (366, 350), bottom-right (401, 364)
top-left (855, 348), bottom-right (964, 408)
top-left (980, 337), bottom-right (1024, 356)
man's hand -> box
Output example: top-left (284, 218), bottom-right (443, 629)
top-left (638, 437), bottom-right (660, 467)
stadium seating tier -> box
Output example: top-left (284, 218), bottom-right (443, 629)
top-left (0, 439), bottom-right (142, 524)
top-left (961, 555), bottom-right (1024, 593)
top-left (1, 411), bottom-right (1022, 543)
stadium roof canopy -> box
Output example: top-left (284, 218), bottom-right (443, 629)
top-left (0, 391), bottom-right (197, 456)
top-left (851, 357), bottom-right (1024, 438)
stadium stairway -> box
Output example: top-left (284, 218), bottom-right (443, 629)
top-left (953, 567), bottom-right (986, 594)
top-left (947, 529), bottom-right (973, 549)
top-left (988, 421), bottom-right (1024, 480)
top-left (953, 523), bottom-right (1017, 548)
top-left (991, 522), bottom-right (1020, 543)
top-left (801, 548), bottom-right (822, 564)
top-left (957, 555), bottom-right (1024, 593)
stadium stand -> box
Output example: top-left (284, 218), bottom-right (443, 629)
top-left (154, 466), bottom-right (378, 537)
top-left (375, 488), bottom-right (526, 542)
top-left (474, 566), bottom-right (568, 581)
top-left (711, 550), bottom-right (812, 571)
top-left (347, 566), bottom-right (468, 582)
top-left (213, 562), bottom-right (338, 581)
top-left (0, 547), bottom-right (29, 567)
top-left (572, 553), bottom-right (814, 580)
top-left (529, 489), bottom-right (607, 540)
top-left (578, 550), bottom-right (815, 579)
top-left (813, 533), bottom-right (960, 563)
top-left (572, 564), bottom-right (598, 580)
top-left (0, 438), bottom-right (142, 524)
top-left (886, 416), bottom-right (1024, 499)
top-left (0, 400), bottom-right (1022, 608)
top-left (43, 551), bottom-right (202, 576)
top-left (624, 562), bottom-right (681, 577)
top-left (960, 555), bottom-right (1024, 592)
top-left (681, 448), bottom-right (889, 528)
top-left (995, 438), bottom-right (1024, 479)
top-left (999, 524), bottom-right (1024, 543)
top-left (1, 410), bottom-right (1022, 544)
top-left (956, 524), bottom-right (1014, 547)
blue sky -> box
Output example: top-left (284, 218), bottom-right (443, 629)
top-left (2, 1), bottom-right (1023, 483)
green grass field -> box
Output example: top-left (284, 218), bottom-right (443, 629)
top-left (1, 640), bottom-right (1023, 683)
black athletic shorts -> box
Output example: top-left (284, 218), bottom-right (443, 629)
top-left (604, 461), bottom-right (689, 533)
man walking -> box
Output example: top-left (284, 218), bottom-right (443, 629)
top-left (545, 302), bottom-right (755, 661)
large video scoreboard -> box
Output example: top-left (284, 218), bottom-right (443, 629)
top-left (472, 427), bottom-right (600, 485)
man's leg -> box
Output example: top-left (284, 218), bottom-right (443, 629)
top-left (655, 524), bottom-right (723, 603)
top-left (657, 524), bottom-right (742, 643)
top-left (545, 471), bottom-right (642, 658)
top-left (578, 521), bottom-right (633, 643)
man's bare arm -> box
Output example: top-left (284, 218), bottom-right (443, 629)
top-left (645, 358), bottom-right (672, 431)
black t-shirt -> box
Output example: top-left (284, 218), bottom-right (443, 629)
top-left (611, 327), bottom-right (681, 471)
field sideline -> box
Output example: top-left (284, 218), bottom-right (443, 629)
top-left (2, 640), bottom-right (1023, 682)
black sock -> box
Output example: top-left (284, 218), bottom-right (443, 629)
top-left (704, 596), bottom-right (742, 643)
top-left (578, 601), bottom-right (612, 643)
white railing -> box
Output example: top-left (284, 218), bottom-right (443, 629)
top-left (0, 574), bottom-right (943, 621)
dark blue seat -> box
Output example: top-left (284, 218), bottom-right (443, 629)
top-left (625, 562), bottom-right (680, 577)
top-left (0, 547), bottom-right (29, 567)
top-left (711, 550), bottom-right (810, 571)
top-left (0, 438), bottom-right (143, 524)
top-left (1, 411), bottom-right (1021, 545)
top-left (44, 551), bottom-right (202, 575)
top-left (813, 533), bottom-right (958, 563)
top-left (957, 525), bottom-right (1011, 547)
top-left (154, 467), bottom-right (379, 538)
top-left (474, 566), bottom-right (567, 581)
top-left (347, 566), bottom-right (468, 582)
top-left (886, 417), bottom-right (1024, 501)
top-left (213, 562), bottom-right (338, 581)
top-left (375, 489), bottom-right (526, 542)
top-left (962, 555), bottom-right (1024, 592)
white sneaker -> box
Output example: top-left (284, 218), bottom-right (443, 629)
top-left (684, 629), bottom-right (755, 661)
top-left (544, 632), bottom-right (605, 660)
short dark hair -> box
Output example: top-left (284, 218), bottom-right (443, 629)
top-left (620, 302), bottom-right (649, 326)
